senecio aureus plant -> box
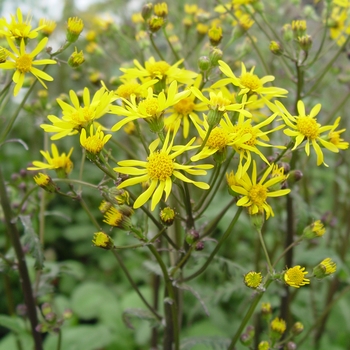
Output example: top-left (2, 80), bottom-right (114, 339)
top-left (0, 1), bottom-right (350, 349)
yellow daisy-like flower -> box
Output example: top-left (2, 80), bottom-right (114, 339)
top-left (284, 265), bottom-right (310, 288)
top-left (0, 37), bottom-right (56, 96)
top-left (114, 128), bottom-right (213, 211)
top-left (212, 60), bottom-right (288, 97)
top-left (39, 18), bottom-right (57, 36)
top-left (165, 75), bottom-right (207, 138)
top-left (274, 100), bottom-right (340, 166)
top-left (0, 8), bottom-right (44, 40)
top-left (111, 80), bottom-right (190, 132)
top-left (28, 144), bottom-right (73, 176)
top-left (271, 317), bottom-right (287, 334)
top-left (230, 161), bottom-right (291, 219)
top-left (244, 271), bottom-right (262, 289)
top-left (120, 56), bottom-right (198, 85)
top-left (327, 116), bottom-right (349, 150)
top-left (115, 78), bottom-right (158, 101)
top-left (80, 125), bottom-right (112, 154)
top-left (41, 86), bottom-right (116, 140)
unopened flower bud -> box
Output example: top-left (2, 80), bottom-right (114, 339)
top-left (298, 35), bottom-right (312, 51)
top-left (0, 47), bottom-right (8, 63)
top-left (92, 232), bottom-right (115, 250)
top-left (154, 2), bottom-right (168, 18)
top-left (68, 47), bottom-right (85, 68)
top-left (292, 322), bottom-right (304, 335)
top-left (208, 25), bottom-right (223, 46)
top-left (292, 20), bottom-right (307, 38)
top-left (195, 240), bottom-right (204, 251)
top-left (209, 47), bottom-right (223, 67)
top-left (313, 258), bottom-right (336, 279)
top-left (198, 56), bottom-right (210, 71)
top-left (41, 303), bottom-right (52, 317)
top-left (282, 24), bottom-right (293, 42)
top-left (269, 41), bottom-right (283, 55)
top-left (302, 220), bottom-right (325, 239)
top-left (287, 170), bottom-right (303, 186)
top-left (160, 207), bottom-right (176, 226)
top-left (33, 173), bottom-right (58, 193)
top-left (285, 341), bottom-right (297, 350)
top-left (142, 3), bottom-right (153, 21)
top-left (261, 302), bottom-right (272, 316)
top-left (148, 16), bottom-right (164, 32)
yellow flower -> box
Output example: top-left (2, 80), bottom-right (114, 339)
top-left (68, 47), bottom-right (85, 68)
top-left (41, 86), bottom-right (116, 140)
top-left (329, 7), bottom-right (350, 46)
top-left (230, 161), bottom-right (291, 219)
top-left (212, 60), bottom-right (288, 97)
top-left (271, 317), bottom-right (286, 334)
top-left (302, 220), bottom-right (325, 239)
top-left (258, 341), bottom-right (270, 350)
top-left (274, 100), bottom-right (340, 166)
top-left (284, 265), bottom-right (310, 288)
top-left (165, 75), bottom-right (207, 138)
top-left (327, 116), bottom-right (349, 150)
top-left (111, 80), bottom-right (190, 132)
top-left (39, 18), bottom-right (57, 36)
top-left (0, 8), bottom-right (44, 40)
top-left (80, 125), bottom-right (111, 154)
top-left (208, 25), bottom-right (223, 46)
top-left (154, 2), bottom-right (168, 17)
top-left (160, 207), bottom-right (176, 226)
top-left (114, 127), bottom-right (213, 211)
top-left (120, 56), bottom-right (198, 85)
top-left (33, 173), bottom-right (57, 193)
top-left (28, 144), bottom-right (73, 176)
top-left (313, 258), bottom-right (337, 278)
top-left (66, 17), bottom-right (84, 42)
top-left (244, 271), bottom-right (262, 289)
top-left (0, 37), bottom-right (56, 96)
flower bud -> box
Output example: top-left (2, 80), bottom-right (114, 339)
top-left (298, 35), bottom-right (312, 51)
top-left (269, 41), bottom-right (283, 56)
top-left (160, 207), bottom-right (176, 226)
top-left (313, 258), bottom-right (336, 279)
top-left (261, 302), bottom-right (272, 316)
top-left (33, 173), bottom-right (58, 193)
top-left (302, 220), bottom-right (325, 239)
top-left (285, 341), bottom-right (297, 350)
top-left (198, 56), bottom-right (210, 72)
top-left (154, 3), bottom-right (168, 18)
top-left (291, 322), bottom-right (304, 335)
top-left (209, 47), bottom-right (223, 67)
top-left (0, 47), bottom-right (9, 63)
top-left (142, 3), bottom-right (153, 21)
top-left (244, 271), bottom-right (263, 289)
top-left (68, 47), bottom-right (85, 68)
top-left (208, 25), bottom-right (223, 46)
top-left (148, 16), bottom-right (164, 33)
top-left (282, 24), bottom-right (293, 42)
top-left (195, 240), bottom-right (204, 251)
top-left (66, 17), bottom-right (84, 43)
top-left (92, 232), bottom-right (115, 250)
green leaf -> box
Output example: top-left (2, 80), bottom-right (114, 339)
top-left (19, 215), bottom-right (44, 270)
top-left (0, 315), bottom-right (26, 334)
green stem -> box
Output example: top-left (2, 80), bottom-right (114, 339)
top-left (111, 249), bottom-right (162, 321)
top-left (56, 329), bottom-right (62, 350)
top-left (109, 137), bottom-right (139, 159)
top-left (80, 198), bottom-right (102, 231)
top-left (0, 167), bottom-right (42, 350)
top-left (272, 238), bottom-right (303, 269)
top-left (0, 80), bottom-right (38, 143)
top-left (147, 244), bottom-right (179, 350)
top-left (162, 26), bottom-right (181, 62)
top-left (228, 279), bottom-right (273, 350)
top-left (150, 33), bottom-right (165, 61)
top-left (256, 227), bottom-right (273, 274)
top-left (52, 178), bottom-right (98, 189)
top-left (182, 207), bottom-right (243, 282)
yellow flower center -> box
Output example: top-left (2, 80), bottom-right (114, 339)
top-left (271, 317), bottom-right (286, 334)
top-left (206, 127), bottom-right (229, 149)
top-left (52, 156), bottom-right (73, 173)
top-left (233, 124), bottom-right (256, 147)
top-left (139, 98), bottom-right (159, 116)
top-left (116, 83), bottom-right (141, 99)
top-left (147, 151), bottom-right (174, 181)
top-left (240, 73), bottom-right (261, 91)
top-left (297, 116), bottom-right (319, 139)
top-left (244, 271), bottom-right (262, 288)
top-left (146, 61), bottom-right (170, 78)
top-left (82, 135), bottom-right (104, 154)
top-left (209, 94), bottom-right (231, 111)
top-left (16, 54), bottom-right (32, 73)
top-left (249, 184), bottom-right (267, 206)
top-left (285, 266), bottom-right (305, 285)
top-left (174, 97), bottom-right (194, 115)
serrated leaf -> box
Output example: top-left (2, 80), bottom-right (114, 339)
top-left (19, 215), bottom-right (44, 270)
top-left (180, 336), bottom-right (231, 350)
top-left (122, 308), bottom-right (160, 329)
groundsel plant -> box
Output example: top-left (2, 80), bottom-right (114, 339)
top-left (0, 2), bottom-right (349, 350)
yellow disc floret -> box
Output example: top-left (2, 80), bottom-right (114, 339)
top-left (206, 127), bottom-right (229, 150)
top-left (240, 73), bottom-right (262, 91)
top-left (16, 54), bottom-right (32, 73)
top-left (146, 61), bottom-right (170, 78)
top-left (138, 98), bottom-right (159, 116)
top-left (284, 265), bottom-right (310, 288)
top-left (249, 184), bottom-right (267, 206)
top-left (147, 151), bottom-right (174, 181)
top-left (174, 97), bottom-right (195, 115)
top-left (297, 116), bottom-right (319, 139)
